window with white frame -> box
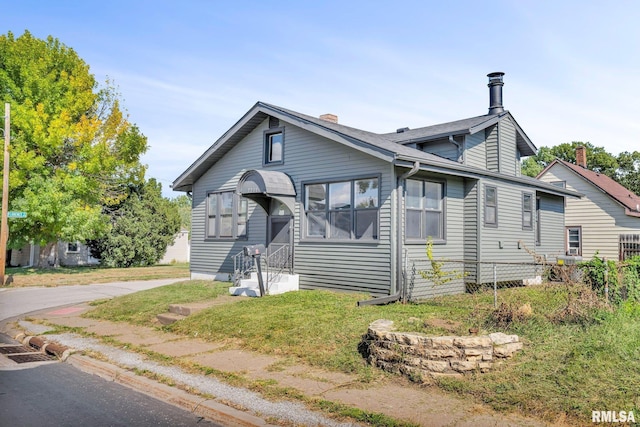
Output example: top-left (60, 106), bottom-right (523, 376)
top-left (406, 179), bottom-right (444, 241)
top-left (304, 177), bottom-right (379, 240)
top-left (522, 192), bottom-right (533, 230)
top-left (67, 242), bottom-right (79, 253)
top-left (566, 226), bottom-right (581, 255)
top-left (484, 185), bottom-right (498, 227)
top-left (207, 191), bottom-right (248, 239)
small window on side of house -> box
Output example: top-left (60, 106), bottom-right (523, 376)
top-left (522, 192), bottom-right (533, 230)
top-left (67, 242), bottom-right (79, 253)
top-left (484, 185), bottom-right (498, 227)
top-left (551, 181), bottom-right (566, 188)
top-left (264, 128), bottom-right (284, 165)
top-left (567, 226), bottom-right (581, 256)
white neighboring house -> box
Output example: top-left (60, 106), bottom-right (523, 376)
top-left (159, 229), bottom-right (190, 264)
top-left (537, 146), bottom-right (640, 261)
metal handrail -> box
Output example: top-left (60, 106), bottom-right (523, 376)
top-left (232, 250), bottom-right (255, 285)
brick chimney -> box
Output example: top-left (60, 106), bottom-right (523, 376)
top-left (319, 113), bottom-right (338, 124)
top-left (576, 146), bottom-right (587, 168)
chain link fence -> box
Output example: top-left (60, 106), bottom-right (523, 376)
top-left (405, 253), bottom-right (640, 323)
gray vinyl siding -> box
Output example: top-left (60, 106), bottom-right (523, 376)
top-left (499, 118), bottom-right (517, 176)
top-left (463, 179), bottom-right (479, 284)
top-left (485, 125), bottom-right (499, 172)
top-left (191, 118), bottom-right (394, 296)
top-left (421, 137), bottom-right (459, 162)
top-left (464, 133), bottom-right (486, 169)
top-left (478, 178), bottom-right (540, 283)
top-left (535, 193), bottom-right (565, 260)
top-left (539, 164), bottom-right (640, 260)
top-left (405, 174), bottom-right (466, 300)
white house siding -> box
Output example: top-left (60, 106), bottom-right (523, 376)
top-left (498, 118), bottom-right (517, 176)
top-left (159, 230), bottom-right (190, 264)
top-left (404, 173), bottom-right (466, 300)
top-left (464, 133), bottom-right (486, 169)
top-left (191, 118), bottom-right (394, 296)
top-left (539, 165), bottom-right (640, 260)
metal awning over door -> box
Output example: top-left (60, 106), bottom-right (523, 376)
top-left (236, 170), bottom-right (296, 213)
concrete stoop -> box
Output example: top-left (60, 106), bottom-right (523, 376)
top-left (229, 272), bottom-right (299, 297)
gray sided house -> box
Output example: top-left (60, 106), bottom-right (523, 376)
top-left (174, 73), bottom-right (579, 301)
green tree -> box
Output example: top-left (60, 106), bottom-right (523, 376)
top-left (170, 194), bottom-right (191, 232)
top-left (616, 150), bottom-right (640, 196)
top-left (88, 179), bottom-right (180, 267)
top-left (0, 31), bottom-right (147, 265)
top-left (521, 142), bottom-right (619, 178)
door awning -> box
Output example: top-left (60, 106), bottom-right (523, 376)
top-left (237, 170), bottom-right (296, 213)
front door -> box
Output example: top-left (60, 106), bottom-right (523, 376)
top-left (267, 201), bottom-right (293, 269)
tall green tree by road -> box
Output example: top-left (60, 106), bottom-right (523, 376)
top-left (88, 179), bottom-right (181, 267)
top-left (0, 31), bottom-right (147, 266)
top-left (170, 194), bottom-right (191, 233)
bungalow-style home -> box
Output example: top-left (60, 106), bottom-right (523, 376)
top-left (173, 72), bottom-right (579, 301)
top-left (537, 146), bottom-right (640, 261)
top-left (10, 241), bottom-right (100, 267)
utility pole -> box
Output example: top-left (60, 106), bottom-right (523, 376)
top-left (0, 103), bottom-right (10, 285)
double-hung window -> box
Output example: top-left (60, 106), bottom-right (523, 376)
top-left (406, 179), bottom-right (444, 241)
top-left (264, 128), bottom-right (284, 165)
top-left (567, 226), bottom-right (581, 255)
top-left (522, 192), bottom-right (533, 230)
top-left (207, 191), bottom-right (248, 239)
top-left (484, 185), bottom-right (498, 227)
top-left (304, 177), bottom-right (379, 240)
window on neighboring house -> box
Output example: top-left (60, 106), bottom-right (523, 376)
top-left (484, 185), bottom-right (498, 227)
top-left (264, 128), bottom-right (284, 165)
top-left (567, 226), bottom-right (582, 255)
top-left (522, 192), bottom-right (533, 230)
top-left (304, 177), bottom-right (379, 240)
top-left (551, 181), bottom-right (566, 188)
top-left (207, 191), bottom-right (248, 239)
top-left (67, 242), bottom-right (79, 253)
top-left (406, 179), bottom-right (444, 241)
top-left (535, 197), bottom-right (541, 246)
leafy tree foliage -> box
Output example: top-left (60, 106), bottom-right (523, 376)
top-left (88, 179), bottom-right (180, 267)
top-left (522, 141), bottom-right (640, 196)
top-left (0, 31), bottom-right (147, 265)
top-left (521, 142), bottom-right (619, 178)
top-left (170, 194), bottom-right (191, 232)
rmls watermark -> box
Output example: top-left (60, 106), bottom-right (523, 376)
top-left (592, 410), bottom-right (635, 423)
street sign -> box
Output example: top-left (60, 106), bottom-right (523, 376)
top-left (7, 211), bottom-right (27, 218)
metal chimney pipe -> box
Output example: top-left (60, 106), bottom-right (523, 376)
top-left (487, 72), bottom-right (505, 115)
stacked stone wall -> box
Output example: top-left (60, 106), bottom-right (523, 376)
top-left (362, 319), bottom-right (522, 380)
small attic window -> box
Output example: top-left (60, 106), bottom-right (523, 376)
top-left (264, 128), bottom-right (284, 165)
top-left (268, 116), bottom-right (279, 128)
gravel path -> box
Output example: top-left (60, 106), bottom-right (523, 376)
top-left (46, 332), bottom-right (361, 427)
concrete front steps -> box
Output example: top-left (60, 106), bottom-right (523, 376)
top-left (229, 272), bottom-right (299, 297)
top-left (156, 298), bottom-right (238, 325)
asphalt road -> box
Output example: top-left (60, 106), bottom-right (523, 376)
top-left (0, 278), bottom-right (186, 322)
top-left (0, 357), bottom-right (220, 426)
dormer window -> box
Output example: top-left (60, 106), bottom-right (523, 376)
top-left (264, 128), bottom-right (284, 165)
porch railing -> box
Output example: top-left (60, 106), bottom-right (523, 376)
top-left (232, 245), bottom-right (293, 289)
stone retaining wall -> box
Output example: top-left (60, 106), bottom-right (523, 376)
top-left (361, 319), bottom-right (522, 380)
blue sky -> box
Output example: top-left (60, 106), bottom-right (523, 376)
top-left (6, 1), bottom-right (640, 197)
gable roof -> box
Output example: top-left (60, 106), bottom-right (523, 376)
top-left (539, 159), bottom-right (640, 217)
top-left (173, 102), bottom-right (576, 199)
top-left (382, 111), bottom-right (537, 157)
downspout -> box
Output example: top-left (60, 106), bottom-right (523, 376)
top-left (358, 161), bottom-right (420, 306)
top-left (449, 136), bottom-right (463, 163)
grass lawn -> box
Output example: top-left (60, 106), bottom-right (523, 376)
top-left (85, 280), bottom-right (640, 424)
top-left (4, 263), bottom-right (190, 287)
